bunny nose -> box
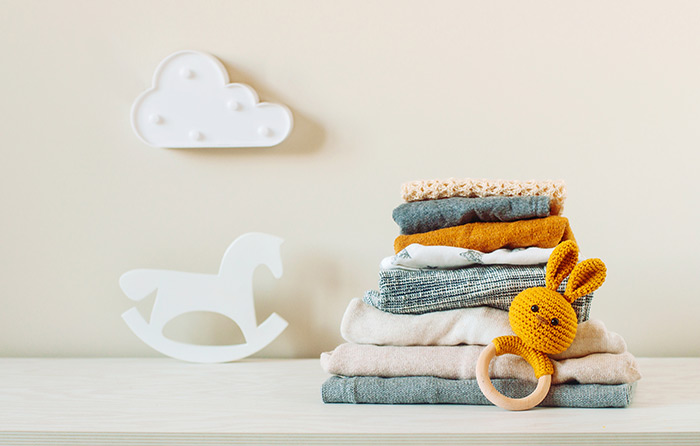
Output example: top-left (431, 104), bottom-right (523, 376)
top-left (535, 314), bottom-right (550, 326)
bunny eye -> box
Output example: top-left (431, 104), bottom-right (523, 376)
top-left (551, 318), bottom-right (560, 326)
top-left (531, 305), bottom-right (539, 313)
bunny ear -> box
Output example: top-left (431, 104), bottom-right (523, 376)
top-left (563, 258), bottom-right (607, 302)
top-left (545, 241), bottom-right (579, 291)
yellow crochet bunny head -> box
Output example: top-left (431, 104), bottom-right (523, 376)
top-left (508, 241), bottom-right (607, 355)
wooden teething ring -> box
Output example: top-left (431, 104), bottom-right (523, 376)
top-left (476, 343), bottom-right (552, 411)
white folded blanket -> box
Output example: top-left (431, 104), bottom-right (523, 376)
top-left (341, 298), bottom-right (626, 360)
top-left (381, 244), bottom-right (554, 270)
top-left (321, 343), bottom-right (641, 385)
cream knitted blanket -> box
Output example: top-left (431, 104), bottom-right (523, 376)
top-left (321, 343), bottom-right (641, 385)
top-left (401, 178), bottom-right (567, 216)
top-left (341, 298), bottom-right (626, 360)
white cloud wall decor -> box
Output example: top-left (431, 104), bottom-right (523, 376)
top-left (131, 50), bottom-right (293, 148)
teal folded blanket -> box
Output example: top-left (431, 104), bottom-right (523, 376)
top-left (322, 375), bottom-right (635, 408)
top-left (392, 196), bottom-right (551, 235)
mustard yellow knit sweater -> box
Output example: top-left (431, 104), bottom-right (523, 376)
top-left (394, 216), bottom-right (574, 253)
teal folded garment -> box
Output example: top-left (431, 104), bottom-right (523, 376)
top-left (322, 375), bottom-right (635, 408)
top-left (393, 196), bottom-right (551, 235)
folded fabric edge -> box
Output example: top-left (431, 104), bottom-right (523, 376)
top-left (399, 178), bottom-right (567, 215)
top-left (380, 245), bottom-right (554, 271)
top-left (391, 196), bottom-right (554, 234)
top-left (321, 375), bottom-right (636, 408)
top-left (362, 289), bottom-right (594, 322)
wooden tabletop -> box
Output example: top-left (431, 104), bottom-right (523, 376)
top-left (0, 357), bottom-right (697, 445)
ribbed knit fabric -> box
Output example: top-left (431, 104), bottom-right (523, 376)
top-left (493, 335), bottom-right (554, 378)
top-left (322, 376), bottom-right (636, 408)
top-left (400, 178), bottom-right (567, 215)
top-left (363, 265), bottom-right (594, 321)
top-left (392, 196), bottom-right (551, 234)
top-left (394, 216), bottom-right (575, 253)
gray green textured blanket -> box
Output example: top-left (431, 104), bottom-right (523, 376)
top-left (364, 265), bottom-right (593, 321)
top-left (392, 196), bottom-right (551, 234)
top-left (322, 375), bottom-right (635, 408)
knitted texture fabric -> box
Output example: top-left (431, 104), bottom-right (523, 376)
top-left (363, 264), bottom-right (594, 321)
top-left (545, 240), bottom-right (580, 289)
top-left (493, 335), bottom-right (554, 378)
top-left (340, 298), bottom-right (627, 360)
top-left (394, 216), bottom-right (575, 253)
top-left (488, 241), bottom-right (608, 382)
top-left (392, 196), bottom-right (551, 235)
top-left (503, 241), bottom-right (606, 357)
top-left (321, 376), bottom-right (636, 408)
top-left (400, 178), bottom-right (567, 216)
top-left (565, 259), bottom-right (607, 300)
top-left (508, 287), bottom-right (579, 354)
top-left (320, 343), bottom-right (641, 385)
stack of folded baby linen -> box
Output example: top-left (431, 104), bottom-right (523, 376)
top-left (368, 178), bottom-right (591, 320)
top-left (321, 178), bottom-right (641, 408)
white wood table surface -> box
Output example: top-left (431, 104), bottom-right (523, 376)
top-left (0, 357), bottom-right (697, 445)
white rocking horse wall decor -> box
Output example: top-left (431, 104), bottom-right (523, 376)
top-left (120, 233), bottom-right (287, 363)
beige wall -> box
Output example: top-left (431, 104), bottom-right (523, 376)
top-left (1, 1), bottom-right (698, 358)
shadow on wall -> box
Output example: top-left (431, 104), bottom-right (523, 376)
top-left (252, 248), bottom-right (347, 359)
top-left (168, 61), bottom-right (326, 157)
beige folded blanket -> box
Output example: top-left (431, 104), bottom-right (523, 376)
top-left (340, 298), bottom-right (626, 360)
top-left (321, 343), bottom-right (641, 385)
top-left (401, 178), bottom-right (567, 216)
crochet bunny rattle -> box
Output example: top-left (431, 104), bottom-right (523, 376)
top-left (476, 240), bottom-right (606, 410)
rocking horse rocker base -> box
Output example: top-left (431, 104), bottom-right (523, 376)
top-left (119, 233), bottom-right (288, 363)
top-left (122, 308), bottom-right (288, 363)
